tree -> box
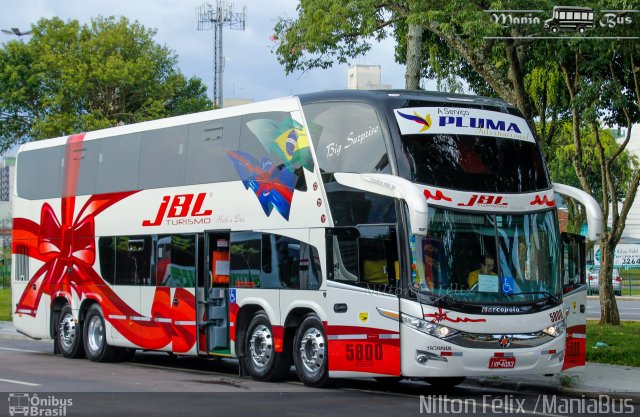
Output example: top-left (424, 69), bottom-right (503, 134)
top-left (274, 0), bottom-right (640, 324)
top-left (0, 16), bottom-right (212, 152)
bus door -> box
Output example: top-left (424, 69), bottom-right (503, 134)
top-left (561, 232), bottom-right (587, 371)
top-left (200, 231), bottom-right (231, 355)
top-left (325, 226), bottom-right (401, 377)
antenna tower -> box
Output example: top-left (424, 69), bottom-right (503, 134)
top-left (197, 1), bottom-right (246, 108)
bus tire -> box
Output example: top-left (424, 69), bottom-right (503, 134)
top-left (293, 314), bottom-right (329, 388)
top-left (242, 312), bottom-right (291, 381)
top-left (424, 376), bottom-right (466, 388)
top-left (551, 25), bottom-right (559, 34)
top-left (83, 304), bottom-right (121, 362)
top-left (56, 304), bottom-right (85, 358)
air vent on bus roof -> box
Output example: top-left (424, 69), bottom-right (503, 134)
top-left (446, 97), bottom-right (475, 102)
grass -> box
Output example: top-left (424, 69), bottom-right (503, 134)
top-left (0, 287), bottom-right (11, 321)
top-left (586, 320), bottom-right (640, 367)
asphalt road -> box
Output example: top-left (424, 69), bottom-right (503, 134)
top-left (587, 299), bottom-right (640, 321)
top-left (1, 336), bottom-right (638, 417)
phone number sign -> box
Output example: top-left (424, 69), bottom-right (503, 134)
top-left (595, 244), bottom-right (640, 265)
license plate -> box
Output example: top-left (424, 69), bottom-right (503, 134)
top-left (489, 357), bottom-right (516, 369)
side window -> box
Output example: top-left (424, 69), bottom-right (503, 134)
top-left (185, 117), bottom-right (241, 185)
top-left (96, 133), bottom-right (141, 194)
top-left (562, 235), bottom-right (585, 288)
top-left (71, 140), bottom-right (99, 196)
top-left (302, 101), bottom-right (389, 175)
top-left (16, 146), bottom-right (63, 199)
top-left (230, 231), bottom-right (261, 288)
top-left (261, 234), bottom-right (300, 289)
top-left (328, 226), bottom-right (398, 290)
top-left (98, 237), bottom-right (116, 284)
top-left (300, 242), bottom-right (322, 290)
top-left (114, 236), bottom-right (153, 286)
top-left (232, 232), bottom-right (321, 290)
top-left (139, 126), bottom-right (188, 189)
top-left (157, 234), bottom-right (196, 288)
top-left (13, 244), bottom-right (30, 282)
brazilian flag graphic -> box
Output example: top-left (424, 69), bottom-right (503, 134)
top-left (246, 117), bottom-right (315, 172)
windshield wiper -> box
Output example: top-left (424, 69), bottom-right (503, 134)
top-left (505, 291), bottom-right (560, 304)
top-left (431, 293), bottom-right (451, 306)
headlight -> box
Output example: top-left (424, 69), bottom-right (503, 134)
top-left (401, 313), bottom-right (459, 339)
top-left (543, 320), bottom-right (566, 337)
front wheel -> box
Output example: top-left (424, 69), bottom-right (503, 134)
top-left (242, 312), bottom-right (292, 381)
top-left (293, 314), bottom-right (329, 387)
top-left (83, 304), bottom-right (122, 362)
top-left (56, 304), bottom-right (85, 358)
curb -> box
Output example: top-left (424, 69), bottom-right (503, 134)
top-left (587, 296), bottom-right (640, 301)
top-left (468, 377), bottom-right (640, 403)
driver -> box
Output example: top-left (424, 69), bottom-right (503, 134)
top-left (467, 254), bottom-right (496, 289)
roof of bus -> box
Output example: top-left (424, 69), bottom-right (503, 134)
top-left (16, 89), bottom-right (517, 153)
top-left (298, 89), bottom-right (516, 109)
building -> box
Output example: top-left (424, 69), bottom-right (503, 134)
top-left (594, 124), bottom-right (640, 266)
top-left (610, 124), bottom-right (640, 244)
top-left (347, 65), bottom-right (392, 90)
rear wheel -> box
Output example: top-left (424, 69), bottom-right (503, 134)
top-left (56, 305), bottom-right (85, 358)
top-left (83, 304), bottom-right (122, 362)
top-left (242, 312), bottom-right (291, 381)
top-left (293, 314), bottom-right (329, 387)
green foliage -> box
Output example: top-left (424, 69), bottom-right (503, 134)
top-left (587, 320), bottom-right (640, 367)
top-left (0, 288), bottom-right (11, 321)
top-left (0, 16), bottom-right (212, 152)
top-left (544, 122), bottom-right (637, 204)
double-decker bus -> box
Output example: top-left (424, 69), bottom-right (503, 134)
top-left (12, 90), bottom-right (600, 387)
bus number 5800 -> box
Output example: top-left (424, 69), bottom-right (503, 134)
top-left (345, 344), bottom-right (383, 361)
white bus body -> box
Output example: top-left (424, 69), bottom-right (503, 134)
top-left (11, 90), bottom-right (598, 386)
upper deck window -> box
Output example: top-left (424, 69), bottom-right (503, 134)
top-left (302, 101), bottom-right (390, 176)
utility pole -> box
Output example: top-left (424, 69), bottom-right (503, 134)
top-left (196, 1), bottom-right (246, 108)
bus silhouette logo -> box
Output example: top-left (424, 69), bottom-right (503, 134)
top-left (544, 6), bottom-right (595, 34)
top-left (8, 393), bottom-right (30, 416)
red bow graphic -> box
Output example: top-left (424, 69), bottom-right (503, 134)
top-left (13, 133), bottom-right (197, 353)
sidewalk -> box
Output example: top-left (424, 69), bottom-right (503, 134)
top-left (469, 363), bottom-right (640, 402)
top-left (0, 320), bottom-right (28, 340)
top-left (1, 320), bottom-right (639, 401)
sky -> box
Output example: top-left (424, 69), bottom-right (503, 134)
top-left (0, 0), bottom-right (408, 102)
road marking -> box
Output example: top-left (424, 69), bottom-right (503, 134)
top-left (0, 378), bottom-right (41, 387)
top-left (0, 346), bottom-right (46, 354)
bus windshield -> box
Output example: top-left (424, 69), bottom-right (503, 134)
top-left (410, 208), bottom-right (561, 304)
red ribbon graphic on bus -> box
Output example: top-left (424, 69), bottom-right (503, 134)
top-left (424, 308), bottom-right (486, 324)
top-left (530, 195), bottom-right (555, 207)
top-left (12, 133), bottom-right (198, 353)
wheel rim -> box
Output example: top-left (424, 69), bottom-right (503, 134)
top-left (249, 324), bottom-right (273, 369)
top-left (87, 315), bottom-right (104, 354)
top-left (59, 313), bottom-right (76, 351)
top-left (299, 327), bottom-right (325, 375)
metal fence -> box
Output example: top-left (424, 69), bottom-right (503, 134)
top-left (587, 263), bottom-right (640, 296)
